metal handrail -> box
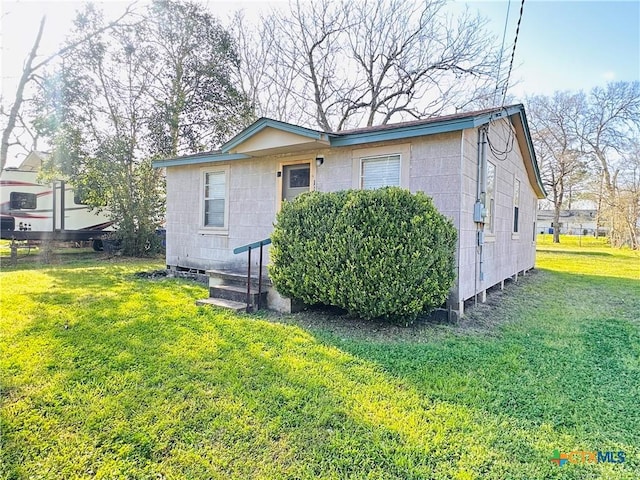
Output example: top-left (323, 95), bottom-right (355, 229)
top-left (233, 238), bottom-right (271, 312)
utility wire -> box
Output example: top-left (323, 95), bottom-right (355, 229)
top-left (501, 0), bottom-right (526, 108)
top-left (486, 0), bottom-right (524, 161)
top-left (493, 0), bottom-right (512, 106)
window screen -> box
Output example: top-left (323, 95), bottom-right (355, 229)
top-left (204, 171), bottom-right (226, 228)
top-left (360, 155), bottom-right (401, 190)
top-left (513, 179), bottom-right (520, 234)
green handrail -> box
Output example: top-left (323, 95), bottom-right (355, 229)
top-left (233, 238), bottom-right (271, 312)
top-left (233, 238), bottom-right (271, 255)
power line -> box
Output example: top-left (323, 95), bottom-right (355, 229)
top-left (501, 0), bottom-right (525, 107)
top-left (493, 0), bottom-right (512, 106)
top-left (486, 123), bottom-right (515, 161)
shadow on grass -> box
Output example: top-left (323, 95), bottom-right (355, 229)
top-left (308, 269), bottom-right (640, 445)
top-left (2, 264), bottom-right (639, 478)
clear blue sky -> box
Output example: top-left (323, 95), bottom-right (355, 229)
top-left (461, 0), bottom-right (640, 96)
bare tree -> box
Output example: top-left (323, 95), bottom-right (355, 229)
top-left (528, 93), bottom-right (586, 243)
top-left (268, 0), bottom-right (353, 131)
top-left (575, 82), bottom-right (640, 247)
top-left (229, 11), bottom-right (296, 122)
top-left (576, 82), bottom-right (640, 195)
top-left (615, 144), bottom-right (640, 249)
top-left (343, 0), bottom-right (499, 128)
top-left (1, 17), bottom-right (46, 170)
top-left (0, 5), bottom-right (137, 171)
top-left (232, 0), bottom-right (503, 131)
top-left (529, 82), bottom-right (640, 247)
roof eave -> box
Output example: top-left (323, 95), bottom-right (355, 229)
top-left (152, 152), bottom-right (250, 168)
top-left (329, 117), bottom-right (477, 147)
top-left (329, 105), bottom-right (521, 147)
top-left (510, 109), bottom-right (547, 199)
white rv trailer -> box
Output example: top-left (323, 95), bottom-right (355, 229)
top-left (0, 152), bottom-right (113, 246)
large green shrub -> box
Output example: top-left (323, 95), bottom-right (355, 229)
top-left (269, 187), bottom-right (457, 320)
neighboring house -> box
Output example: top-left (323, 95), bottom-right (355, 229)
top-left (537, 209), bottom-right (601, 236)
top-left (154, 104), bottom-right (546, 315)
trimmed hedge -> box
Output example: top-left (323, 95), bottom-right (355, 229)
top-left (269, 187), bottom-right (457, 320)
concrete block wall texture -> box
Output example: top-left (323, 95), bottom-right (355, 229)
top-left (166, 160), bottom-right (277, 271)
top-left (456, 118), bottom-right (538, 303)
top-left (315, 148), bottom-right (352, 192)
top-left (166, 118), bottom-right (539, 312)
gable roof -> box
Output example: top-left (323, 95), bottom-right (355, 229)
top-left (223, 118), bottom-right (330, 154)
top-left (153, 104), bottom-right (545, 197)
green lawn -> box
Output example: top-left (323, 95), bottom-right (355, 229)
top-left (1, 238), bottom-right (638, 479)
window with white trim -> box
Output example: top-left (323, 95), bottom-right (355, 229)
top-left (485, 161), bottom-right (496, 233)
top-left (203, 169), bottom-right (227, 229)
top-left (360, 154), bottom-right (401, 189)
top-left (513, 179), bottom-right (520, 234)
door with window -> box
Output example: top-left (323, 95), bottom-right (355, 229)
top-left (281, 163), bottom-right (311, 203)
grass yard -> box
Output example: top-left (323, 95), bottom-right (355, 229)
top-left (1, 238), bottom-right (639, 479)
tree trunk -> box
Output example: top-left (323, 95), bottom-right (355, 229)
top-left (553, 206), bottom-right (561, 243)
top-left (1, 16), bottom-right (46, 171)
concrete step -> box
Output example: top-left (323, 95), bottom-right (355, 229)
top-left (206, 268), bottom-right (272, 289)
top-left (210, 284), bottom-right (268, 305)
top-left (195, 297), bottom-right (247, 312)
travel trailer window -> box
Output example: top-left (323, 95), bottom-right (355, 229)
top-left (360, 154), bottom-right (400, 189)
top-left (10, 192), bottom-right (37, 210)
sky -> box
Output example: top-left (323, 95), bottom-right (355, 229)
top-left (462, 0), bottom-right (640, 96)
top-left (1, 0), bottom-right (639, 165)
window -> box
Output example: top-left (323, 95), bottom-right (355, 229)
top-left (289, 167), bottom-right (310, 188)
top-left (485, 162), bottom-right (496, 233)
top-left (513, 179), bottom-right (520, 234)
top-left (10, 192), bottom-right (36, 210)
top-left (203, 169), bottom-right (227, 229)
top-left (360, 154), bottom-right (401, 189)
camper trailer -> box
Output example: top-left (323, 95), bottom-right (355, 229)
top-left (0, 152), bottom-right (113, 249)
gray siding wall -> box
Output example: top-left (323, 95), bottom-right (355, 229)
top-left (166, 134), bottom-right (463, 272)
top-left (458, 119), bottom-right (537, 303)
top-left (165, 123), bottom-right (537, 308)
top-left (166, 158), bottom-right (278, 271)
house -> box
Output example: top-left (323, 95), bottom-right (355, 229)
top-left (153, 104), bottom-right (546, 316)
top-left (537, 209), bottom-right (602, 236)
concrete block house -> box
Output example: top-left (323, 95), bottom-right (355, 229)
top-left (154, 104), bottom-right (546, 315)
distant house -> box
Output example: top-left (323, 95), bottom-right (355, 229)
top-left (154, 104), bottom-right (546, 316)
top-left (537, 209), bottom-right (601, 236)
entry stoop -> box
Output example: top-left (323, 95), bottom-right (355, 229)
top-left (195, 297), bottom-right (247, 312)
top-left (197, 269), bottom-right (269, 313)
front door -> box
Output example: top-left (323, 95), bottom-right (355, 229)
top-left (282, 163), bottom-right (311, 203)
